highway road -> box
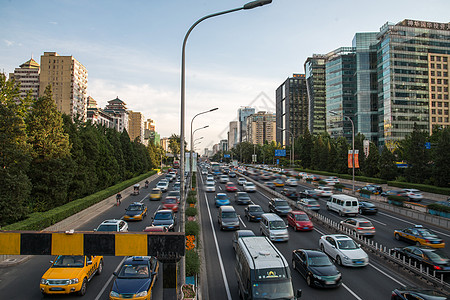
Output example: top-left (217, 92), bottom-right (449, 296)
top-left (0, 174), bottom-right (172, 300)
top-left (198, 170), bottom-right (450, 300)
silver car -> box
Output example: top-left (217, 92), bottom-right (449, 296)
top-left (339, 218), bottom-right (375, 237)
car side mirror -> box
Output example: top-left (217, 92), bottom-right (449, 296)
top-left (286, 225), bottom-right (289, 228)
top-left (93, 229), bottom-right (97, 231)
top-left (331, 245), bottom-right (336, 249)
top-left (113, 271), bottom-right (118, 276)
top-left (296, 289), bottom-right (302, 298)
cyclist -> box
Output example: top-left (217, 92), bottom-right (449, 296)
top-left (116, 192), bottom-right (122, 206)
top-left (144, 180), bottom-right (149, 188)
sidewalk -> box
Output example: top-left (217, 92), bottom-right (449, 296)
top-left (0, 172), bottom-right (161, 268)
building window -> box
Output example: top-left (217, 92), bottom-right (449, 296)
top-left (438, 102), bottom-right (442, 107)
top-left (432, 94), bottom-right (436, 99)
top-left (432, 117), bottom-right (436, 122)
top-left (437, 56), bottom-right (442, 62)
top-left (431, 56), bottom-right (435, 61)
top-left (431, 63), bottom-right (435, 68)
top-left (438, 109), bottom-right (442, 115)
top-left (432, 109), bottom-right (436, 114)
top-left (432, 86), bottom-right (436, 92)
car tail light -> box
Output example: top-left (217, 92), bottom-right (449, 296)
top-left (434, 265), bottom-right (442, 270)
top-left (425, 239), bottom-right (430, 243)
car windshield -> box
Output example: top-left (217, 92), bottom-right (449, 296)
top-left (252, 280), bottom-right (294, 299)
top-left (154, 212), bottom-right (172, 220)
top-left (249, 206), bottom-right (263, 212)
top-left (118, 264), bottom-right (150, 279)
top-left (359, 221), bottom-right (373, 228)
top-left (164, 198), bottom-right (176, 204)
top-left (308, 255), bottom-right (332, 267)
top-left (157, 183), bottom-right (166, 187)
top-left (336, 239), bottom-right (359, 250)
top-left (96, 224), bottom-right (117, 231)
top-left (246, 183), bottom-right (255, 187)
top-left (295, 214), bottom-right (309, 221)
top-left (307, 200), bottom-right (319, 205)
top-left (426, 250), bottom-right (450, 264)
top-left (207, 183), bottom-right (214, 187)
top-left (217, 195), bottom-right (228, 200)
top-left (53, 256), bottom-right (84, 268)
top-left (270, 220), bottom-right (286, 230)
top-left (127, 205), bottom-right (142, 211)
top-left (222, 212), bottom-right (237, 218)
top-left (168, 192), bottom-right (179, 197)
top-left (151, 189), bottom-right (160, 194)
top-left (417, 228), bottom-right (438, 238)
top-left (275, 200), bottom-right (289, 207)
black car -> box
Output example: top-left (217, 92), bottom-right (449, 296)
top-left (391, 287), bottom-right (448, 299)
top-left (292, 249), bottom-right (342, 288)
top-left (151, 209), bottom-right (176, 231)
top-left (244, 204), bottom-right (264, 222)
top-left (300, 190), bottom-right (321, 199)
top-left (358, 201), bottom-right (378, 215)
top-left (392, 246), bottom-right (450, 273)
top-left (235, 192), bottom-right (252, 205)
top-left (281, 188), bottom-right (299, 200)
top-left (110, 256), bottom-right (159, 299)
top-left (268, 198), bottom-right (292, 216)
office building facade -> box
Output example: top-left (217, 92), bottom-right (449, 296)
top-left (9, 58), bottom-right (40, 100)
top-left (304, 55), bottom-right (327, 135)
top-left (39, 52), bottom-right (88, 121)
top-left (238, 107), bottom-right (256, 142)
top-left (228, 121), bottom-right (238, 149)
top-left (246, 111), bottom-right (276, 145)
top-left (276, 74), bottom-right (308, 146)
top-left (128, 111), bottom-right (145, 144)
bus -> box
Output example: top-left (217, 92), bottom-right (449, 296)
top-left (235, 236), bottom-right (301, 300)
top-left (211, 162), bottom-right (221, 176)
top-left (173, 160), bottom-right (180, 169)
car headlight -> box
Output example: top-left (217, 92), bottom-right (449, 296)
top-left (40, 278), bottom-right (47, 285)
top-left (110, 291), bottom-right (120, 297)
top-left (69, 278), bottom-right (79, 284)
top-left (342, 255), bottom-right (350, 260)
top-left (136, 290), bottom-right (148, 297)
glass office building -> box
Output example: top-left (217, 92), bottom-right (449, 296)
top-left (305, 55), bottom-right (327, 135)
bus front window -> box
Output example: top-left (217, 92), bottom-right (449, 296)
top-left (252, 280), bottom-right (294, 299)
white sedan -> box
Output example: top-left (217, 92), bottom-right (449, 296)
top-left (243, 182), bottom-right (256, 192)
top-left (285, 178), bottom-right (298, 186)
top-left (319, 234), bottom-right (369, 267)
top-left (205, 181), bottom-right (215, 192)
top-left (237, 178), bottom-right (246, 185)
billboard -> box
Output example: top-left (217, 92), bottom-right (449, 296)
top-left (275, 149), bottom-right (286, 157)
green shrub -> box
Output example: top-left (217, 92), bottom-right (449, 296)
top-left (427, 203), bottom-right (450, 213)
top-left (334, 183), bottom-right (345, 189)
top-left (185, 221), bottom-right (200, 237)
top-left (185, 249), bottom-right (200, 276)
top-left (188, 190), bottom-right (197, 197)
top-left (387, 195), bottom-right (406, 207)
top-left (186, 207), bottom-right (197, 217)
top-left (187, 195), bottom-right (197, 205)
top-left (359, 189), bottom-right (372, 195)
top-left (318, 180), bottom-right (326, 185)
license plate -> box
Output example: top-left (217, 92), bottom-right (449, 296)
top-left (354, 261), bottom-right (363, 264)
top-left (303, 227), bottom-right (310, 230)
top-left (325, 281), bottom-right (335, 285)
top-left (50, 288), bottom-right (64, 291)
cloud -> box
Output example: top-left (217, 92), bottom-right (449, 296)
top-left (49, 21), bottom-right (58, 25)
top-left (4, 40), bottom-right (14, 47)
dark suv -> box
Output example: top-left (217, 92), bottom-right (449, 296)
top-left (268, 198), bottom-right (292, 216)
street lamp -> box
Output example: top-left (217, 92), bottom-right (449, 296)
top-left (278, 127), bottom-right (294, 167)
top-left (180, 0), bottom-right (272, 204)
top-left (190, 110), bottom-right (216, 180)
top-left (329, 110), bottom-right (355, 193)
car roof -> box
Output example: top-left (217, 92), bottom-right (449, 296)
top-left (291, 210), bottom-right (306, 215)
top-left (216, 193), bottom-right (227, 196)
top-left (123, 256), bottom-right (152, 265)
top-left (346, 217), bottom-right (370, 222)
top-left (220, 205), bottom-right (236, 212)
top-left (298, 249), bottom-right (328, 257)
top-left (155, 209), bottom-right (173, 214)
top-left (101, 219), bottom-right (122, 224)
top-left (247, 204), bottom-right (261, 208)
top-left (327, 234), bottom-right (352, 240)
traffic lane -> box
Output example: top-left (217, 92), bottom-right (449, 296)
top-left (245, 187), bottom-right (412, 300)
top-left (198, 177), bottom-right (233, 300)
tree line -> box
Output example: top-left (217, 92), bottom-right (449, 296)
top-left (212, 124), bottom-right (450, 188)
top-left (0, 74), bottom-right (162, 226)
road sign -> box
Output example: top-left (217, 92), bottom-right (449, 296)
top-left (275, 150), bottom-right (286, 157)
top-left (224, 154), bottom-right (230, 158)
top-left (276, 159), bottom-right (279, 165)
top-left (252, 154), bottom-right (257, 163)
top-left (425, 142), bottom-right (431, 149)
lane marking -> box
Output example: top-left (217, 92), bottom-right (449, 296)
top-left (94, 257), bottom-right (127, 300)
top-left (342, 283), bottom-right (363, 300)
top-left (369, 262), bottom-right (406, 287)
top-left (378, 212), bottom-right (450, 238)
top-left (238, 216), bottom-right (247, 228)
top-left (204, 192), bottom-right (232, 300)
top-left (363, 215), bottom-right (387, 226)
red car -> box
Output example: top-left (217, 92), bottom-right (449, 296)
top-left (287, 211), bottom-right (313, 231)
top-left (162, 196), bottom-right (179, 212)
top-left (225, 182), bottom-right (238, 192)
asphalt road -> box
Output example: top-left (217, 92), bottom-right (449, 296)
top-left (198, 172), bottom-right (450, 300)
top-left (0, 174), bottom-right (174, 300)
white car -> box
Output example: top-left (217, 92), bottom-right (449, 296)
top-left (201, 169), bottom-right (208, 175)
top-left (319, 234), bottom-right (369, 267)
top-left (237, 178), bottom-right (247, 185)
top-left (401, 189), bottom-right (423, 201)
top-left (205, 181), bottom-right (215, 192)
top-left (314, 186), bottom-right (333, 197)
top-left (285, 178), bottom-right (298, 186)
top-left (243, 182), bottom-right (256, 192)
top-left (206, 174), bottom-right (215, 182)
top-left (323, 178), bottom-right (336, 186)
top-left (156, 181), bottom-right (169, 192)
top-left (95, 219), bottom-right (128, 232)
top-left (219, 175), bottom-right (230, 184)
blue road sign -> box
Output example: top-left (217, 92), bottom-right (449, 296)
top-left (224, 154), bottom-right (231, 158)
top-left (425, 142), bottom-right (431, 149)
top-left (275, 150), bottom-right (286, 157)
top-left (276, 159), bottom-right (279, 165)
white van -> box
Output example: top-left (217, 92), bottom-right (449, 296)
top-left (326, 194), bottom-right (359, 216)
top-left (260, 213), bottom-right (289, 242)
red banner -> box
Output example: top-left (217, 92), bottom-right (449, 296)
top-left (354, 150), bottom-right (360, 169)
top-left (348, 150), bottom-right (353, 168)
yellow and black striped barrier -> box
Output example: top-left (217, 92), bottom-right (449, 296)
top-left (0, 231), bottom-right (185, 261)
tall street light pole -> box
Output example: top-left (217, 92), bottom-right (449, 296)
top-left (329, 110), bottom-right (355, 193)
top-left (278, 127), bottom-right (294, 167)
top-left (179, 0), bottom-right (272, 295)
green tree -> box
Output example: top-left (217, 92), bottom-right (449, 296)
top-left (362, 142), bottom-right (380, 178)
top-left (26, 85), bottom-right (72, 211)
top-left (0, 74), bottom-right (31, 225)
top-left (168, 134), bottom-right (181, 159)
top-left (379, 146), bottom-right (398, 180)
top-left (334, 137), bottom-right (349, 174)
top-left (298, 129), bottom-right (312, 168)
top-left (433, 127), bottom-right (450, 187)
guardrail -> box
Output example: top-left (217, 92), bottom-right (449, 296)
top-left (237, 172), bottom-right (450, 294)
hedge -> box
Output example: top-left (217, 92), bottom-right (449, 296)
top-left (185, 249), bottom-right (200, 277)
top-left (186, 207), bottom-right (198, 217)
top-left (3, 170), bottom-right (158, 230)
top-left (388, 181), bottom-right (450, 196)
top-left (185, 220), bottom-right (200, 237)
top-left (358, 189), bottom-right (373, 195)
top-left (427, 203), bottom-right (450, 213)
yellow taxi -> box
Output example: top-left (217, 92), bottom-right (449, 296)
top-left (394, 225), bottom-right (445, 248)
top-left (124, 202), bottom-right (148, 221)
top-left (149, 188), bottom-right (162, 200)
top-left (40, 255), bottom-right (103, 296)
top-left (273, 179), bottom-right (285, 187)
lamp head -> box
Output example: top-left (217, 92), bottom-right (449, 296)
top-left (243, 0), bottom-right (272, 10)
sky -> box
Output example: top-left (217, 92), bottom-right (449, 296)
top-left (1, 0), bottom-right (450, 152)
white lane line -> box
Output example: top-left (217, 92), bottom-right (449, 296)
top-left (238, 216), bottom-right (247, 228)
top-left (363, 215), bottom-right (387, 226)
top-left (257, 190), bottom-right (271, 200)
top-left (204, 192), bottom-right (232, 300)
top-left (342, 283), bottom-right (363, 300)
top-left (369, 262), bottom-right (406, 287)
top-left (94, 257), bottom-right (127, 300)
top-left (378, 212), bottom-right (450, 237)
top-left (219, 186), bottom-right (223, 190)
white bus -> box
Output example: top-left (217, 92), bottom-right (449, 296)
top-left (235, 236), bottom-right (301, 300)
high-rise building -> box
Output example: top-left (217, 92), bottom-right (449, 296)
top-left (219, 140), bottom-right (228, 152)
top-left (246, 111), bottom-right (276, 145)
top-left (304, 55), bottom-right (327, 135)
top-left (128, 111), bottom-right (145, 144)
top-left (228, 121), bottom-right (238, 149)
top-left (39, 52), bottom-right (88, 121)
top-left (275, 74), bottom-right (308, 146)
top-left (238, 107), bottom-right (255, 142)
top-left (161, 138), bottom-right (169, 152)
top-left (103, 97), bottom-right (129, 133)
top-left (376, 19), bottom-right (450, 148)
top-left (325, 47), bottom-right (357, 142)
top-left (9, 57), bottom-right (40, 100)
